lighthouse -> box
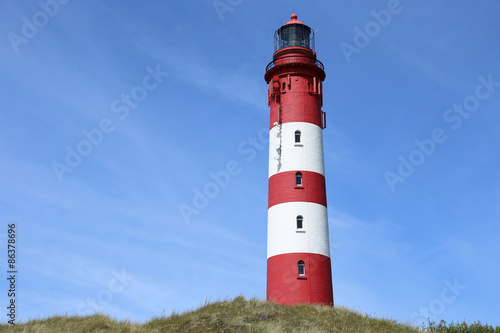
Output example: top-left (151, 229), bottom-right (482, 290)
top-left (265, 14), bottom-right (333, 306)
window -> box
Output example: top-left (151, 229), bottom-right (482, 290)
top-left (296, 216), bottom-right (303, 229)
top-left (295, 130), bottom-right (301, 143)
top-left (282, 82), bottom-right (286, 92)
top-left (295, 172), bottom-right (302, 186)
top-left (298, 261), bottom-right (305, 276)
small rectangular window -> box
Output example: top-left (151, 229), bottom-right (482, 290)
top-left (296, 216), bottom-right (303, 229)
top-left (298, 261), bottom-right (305, 276)
top-left (295, 131), bottom-right (301, 143)
top-left (295, 172), bottom-right (302, 186)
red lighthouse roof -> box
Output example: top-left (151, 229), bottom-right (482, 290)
top-left (285, 13), bottom-right (303, 25)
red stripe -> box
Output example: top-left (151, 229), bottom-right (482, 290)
top-left (269, 91), bottom-right (323, 129)
top-left (267, 252), bottom-right (333, 306)
top-left (268, 69), bottom-right (324, 129)
top-left (268, 171), bottom-right (326, 208)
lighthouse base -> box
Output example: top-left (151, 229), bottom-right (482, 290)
top-left (267, 253), bottom-right (333, 306)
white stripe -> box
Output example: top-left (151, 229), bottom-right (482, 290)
top-left (267, 202), bottom-right (331, 258)
top-left (269, 122), bottom-right (325, 178)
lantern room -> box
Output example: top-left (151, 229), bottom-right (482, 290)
top-left (274, 14), bottom-right (315, 52)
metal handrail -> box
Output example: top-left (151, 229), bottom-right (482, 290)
top-left (266, 55), bottom-right (324, 72)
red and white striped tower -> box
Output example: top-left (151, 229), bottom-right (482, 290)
top-left (265, 14), bottom-right (333, 306)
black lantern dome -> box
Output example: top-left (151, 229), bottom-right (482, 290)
top-left (274, 14), bottom-right (315, 52)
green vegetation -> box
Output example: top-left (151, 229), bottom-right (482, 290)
top-left (1, 296), bottom-right (498, 332)
top-left (425, 319), bottom-right (500, 332)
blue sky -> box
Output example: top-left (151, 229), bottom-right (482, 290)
top-left (1, 0), bottom-right (499, 327)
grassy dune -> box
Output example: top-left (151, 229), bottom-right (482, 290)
top-left (1, 296), bottom-right (420, 332)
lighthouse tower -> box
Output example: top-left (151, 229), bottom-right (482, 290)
top-left (265, 14), bottom-right (333, 306)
